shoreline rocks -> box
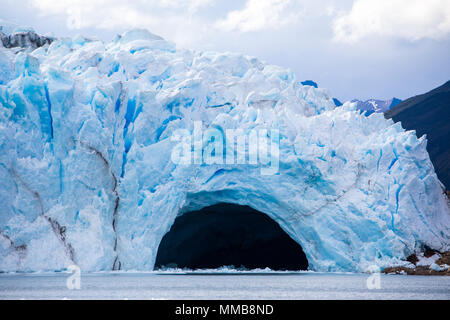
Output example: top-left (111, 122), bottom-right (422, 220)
top-left (383, 251), bottom-right (450, 275)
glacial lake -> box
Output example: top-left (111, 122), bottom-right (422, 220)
top-left (0, 272), bottom-right (449, 300)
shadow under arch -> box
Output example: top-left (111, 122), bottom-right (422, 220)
top-left (154, 203), bottom-right (309, 271)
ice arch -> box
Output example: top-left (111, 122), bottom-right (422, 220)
top-left (0, 28), bottom-right (448, 273)
top-left (155, 203), bottom-right (309, 270)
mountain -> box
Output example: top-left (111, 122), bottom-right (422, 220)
top-left (385, 81), bottom-right (450, 188)
top-left (301, 80), bottom-right (318, 88)
top-left (352, 98), bottom-right (402, 115)
top-left (0, 28), bottom-right (448, 272)
top-left (299, 80), bottom-right (401, 112)
top-left (332, 98), bottom-right (343, 106)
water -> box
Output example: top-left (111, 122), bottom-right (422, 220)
top-left (0, 272), bottom-right (448, 300)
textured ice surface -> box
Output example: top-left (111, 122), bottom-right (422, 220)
top-left (0, 28), bottom-right (449, 272)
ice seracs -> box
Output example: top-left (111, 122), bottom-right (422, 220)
top-left (0, 28), bottom-right (449, 272)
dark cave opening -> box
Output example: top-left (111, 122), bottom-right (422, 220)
top-left (155, 203), bottom-right (309, 271)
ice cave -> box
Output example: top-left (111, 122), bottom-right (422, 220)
top-left (155, 203), bottom-right (309, 270)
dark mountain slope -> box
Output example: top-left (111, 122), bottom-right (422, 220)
top-left (385, 81), bottom-right (450, 188)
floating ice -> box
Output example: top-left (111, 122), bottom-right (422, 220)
top-left (0, 28), bottom-right (448, 272)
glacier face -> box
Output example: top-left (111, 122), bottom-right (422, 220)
top-left (0, 28), bottom-right (449, 272)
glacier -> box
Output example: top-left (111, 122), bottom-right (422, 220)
top-left (0, 27), bottom-right (449, 273)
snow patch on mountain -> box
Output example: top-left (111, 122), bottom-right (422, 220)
top-left (352, 98), bottom-right (402, 115)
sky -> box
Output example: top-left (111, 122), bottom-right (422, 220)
top-left (1, 0), bottom-right (449, 101)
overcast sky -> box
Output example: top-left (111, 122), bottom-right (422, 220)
top-left (1, 0), bottom-right (449, 101)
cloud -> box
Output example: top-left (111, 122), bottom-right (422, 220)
top-left (28, 0), bottom-right (215, 46)
top-left (27, 0), bottom-right (450, 43)
top-left (30, 0), bottom-right (212, 30)
top-left (214, 0), bottom-right (300, 32)
top-left (30, 0), bottom-right (303, 37)
top-left (333, 0), bottom-right (450, 43)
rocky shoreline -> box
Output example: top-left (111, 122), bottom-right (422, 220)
top-left (383, 251), bottom-right (450, 275)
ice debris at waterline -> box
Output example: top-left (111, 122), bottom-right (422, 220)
top-left (0, 28), bottom-right (449, 273)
